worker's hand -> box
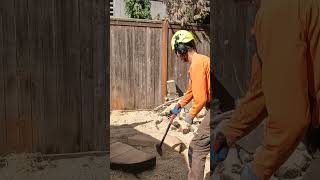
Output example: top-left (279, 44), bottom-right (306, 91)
top-left (184, 113), bottom-right (193, 125)
top-left (170, 104), bottom-right (181, 116)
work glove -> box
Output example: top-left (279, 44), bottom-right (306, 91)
top-left (211, 131), bottom-right (229, 172)
top-left (170, 104), bottom-right (181, 116)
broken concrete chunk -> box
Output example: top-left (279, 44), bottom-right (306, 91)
top-left (160, 104), bottom-right (176, 116)
top-left (110, 142), bottom-right (156, 173)
top-left (238, 148), bottom-right (254, 164)
top-left (196, 108), bottom-right (208, 119)
top-left (223, 148), bottom-right (242, 175)
top-left (166, 80), bottom-right (179, 100)
top-left (179, 122), bottom-right (191, 134)
top-left (276, 166), bottom-right (301, 179)
top-left (172, 121), bottom-right (181, 129)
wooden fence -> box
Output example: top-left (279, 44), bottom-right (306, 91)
top-left (0, 0), bottom-right (108, 154)
top-left (110, 17), bottom-right (210, 110)
top-left (211, 0), bottom-right (257, 106)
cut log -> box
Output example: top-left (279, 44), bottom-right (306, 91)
top-left (110, 142), bottom-right (156, 173)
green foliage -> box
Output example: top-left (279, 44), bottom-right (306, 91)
top-left (124, 0), bottom-right (152, 19)
top-left (163, 0), bottom-right (210, 25)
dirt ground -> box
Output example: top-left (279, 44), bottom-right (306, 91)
top-left (110, 110), bottom-right (210, 180)
top-left (0, 153), bottom-right (108, 180)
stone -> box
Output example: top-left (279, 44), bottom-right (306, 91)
top-left (196, 108), bottom-right (208, 118)
top-left (160, 104), bottom-right (176, 116)
top-left (238, 148), bottom-right (254, 164)
top-left (166, 80), bottom-right (179, 100)
top-left (110, 142), bottom-right (156, 173)
top-left (222, 148), bottom-right (243, 175)
top-left (275, 148), bottom-right (312, 179)
top-left (172, 121), bottom-right (181, 129)
top-left (276, 166), bottom-right (301, 179)
top-left (179, 122), bottom-right (191, 134)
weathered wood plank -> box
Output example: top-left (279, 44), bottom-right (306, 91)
top-left (16, 0), bottom-right (33, 153)
top-left (0, 10), bottom-right (6, 153)
top-left (125, 26), bottom-right (134, 109)
top-left (28, 0), bottom-right (43, 153)
top-left (92, 0), bottom-right (107, 151)
top-left (3, 0), bottom-right (19, 153)
top-left (57, 0), bottom-right (81, 153)
top-left (54, 0), bottom-right (66, 153)
top-left (79, 0), bottom-right (94, 151)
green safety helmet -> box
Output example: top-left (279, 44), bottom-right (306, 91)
top-left (171, 30), bottom-right (195, 52)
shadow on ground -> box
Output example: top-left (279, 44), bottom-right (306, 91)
top-left (110, 120), bottom-right (190, 180)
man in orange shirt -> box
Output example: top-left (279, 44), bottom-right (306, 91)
top-left (212, 0), bottom-right (320, 179)
top-left (170, 30), bottom-right (211, 180)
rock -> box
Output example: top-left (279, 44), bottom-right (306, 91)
top-left (166, 80), bottom-right (179, 100)
top-left (276, 166), bottom-right (301, 179)
top-left (222, 148), bottom-right (243, 175)
top-left (110, 142), bottom-right (156, 173)
top-left (196, 108), bottom-right (207, 119)
top-left (160, 104), bottom-right (176, 116)
top-left (170, 126), bottom-right (177, 131)
top-left (275, 148), bottom-right (312, 179)
top-left (297, 143), bottom-right (307, 151)
top-left (179, 122), bottom-right (191, 134)
top-left (238, 148), bottom-right (254, 164)
top-left (172, 121), bottom-right (181, 129)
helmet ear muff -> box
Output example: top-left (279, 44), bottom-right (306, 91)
top-left (175, 43), bottom-right (188, 55)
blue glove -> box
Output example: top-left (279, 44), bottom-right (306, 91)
top-left (211, 146), bottom-right (229, 172)
top-left (210, 132), bottom-right (229, 172)
top-left (171, 104), bottom-right (181, 115)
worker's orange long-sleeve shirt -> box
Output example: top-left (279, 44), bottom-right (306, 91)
top-left (179, 53), bottom-right (210, 119)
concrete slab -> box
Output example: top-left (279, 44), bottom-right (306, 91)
top-left (127, 134), bottom-right (183, 153)
top-left (110, 142), bottom-right (156, 173)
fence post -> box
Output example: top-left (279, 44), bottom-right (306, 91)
top-left (161, 19), bottom-right (169, 103)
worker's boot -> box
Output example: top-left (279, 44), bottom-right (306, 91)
top-left (240, 163), bottom-right (258, 180)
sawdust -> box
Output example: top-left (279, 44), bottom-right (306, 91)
top-left (110, 110), bottom-right (210, 180)
top-left (0, 153), bottom-right (108, 180)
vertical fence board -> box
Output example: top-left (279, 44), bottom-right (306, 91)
top-left (3, 0), bottom-right (19, 153)
top-left (0, 8), bottom-right (6, 153)
top-left (80, 0), bottom-right (94, 151)
top-left (16, 0), bottom-right (33, 153)
top-left (29, 0), bottom-right (43, 152)
top-left (55, 0), bottom-right (65, 153)
top-left (92, 0), bottom-right (107, 151)
top-left (40, 0), bottom-right (59, 154)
